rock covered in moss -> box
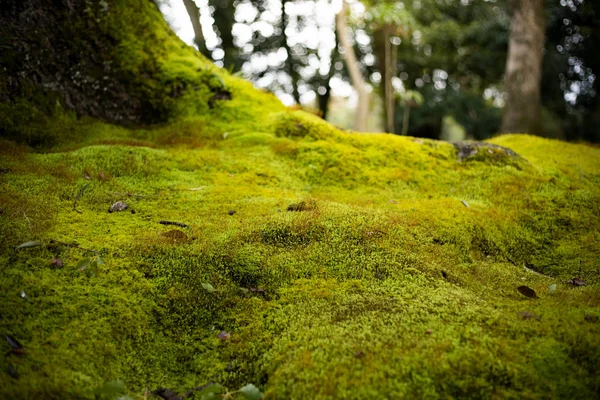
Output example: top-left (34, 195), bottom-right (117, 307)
top-left (453, 141), bottom-right (518, 161)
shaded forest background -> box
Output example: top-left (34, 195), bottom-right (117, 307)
top-left (1, 0), bottom-right (599, 143)
top-left (160, 0), bottom-right (599, 142)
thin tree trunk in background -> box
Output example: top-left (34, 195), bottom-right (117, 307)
top-left (501, 0), bottom-right (545, 135)
top-left (374, 25), bottom-right (396, 133)
top-left (182, 0), bottom-right (208, 57)
top-left (386, 31), bottom-right (397, 133)
top-left (317, 26), bottom-right (339, 120)
top-left (401, 105), bottom-right (410, 136)
top-left (211, 0), bottom-right (238, 71)
top-left (336, 0), bottom-right (369, 132)
top-left (282, 0), bottom-right (300, 104)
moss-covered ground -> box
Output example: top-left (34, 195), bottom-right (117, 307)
top-left (1, 1), bottom-right (600, 399)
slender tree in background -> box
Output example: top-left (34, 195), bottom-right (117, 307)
top-left (336, 0), bottom-right (369, 132)
top-left (211, 0), bottom-right (239, 71)
top-left (181, 0), bottom-right (208, 56)
top-left (501, 0), bottom-right (545, 135)
top-left (281, 0), bottom-right (301, 104)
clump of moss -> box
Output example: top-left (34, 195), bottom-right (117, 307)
top-left (1, 1), bottom-right (600, 399)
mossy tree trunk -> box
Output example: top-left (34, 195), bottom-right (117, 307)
top-left (0, 0), bottom-right (213, 129)
top-left (501, 0), bottom-right (545, 135)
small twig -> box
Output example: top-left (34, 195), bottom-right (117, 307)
top-left (22, 211), bottom-right (32, 233)
top-left (113, 192), bottom-right (152, 198)
top-left (73, 183), bottom-right (89, 214)
top-left (49, 239), bottom-right (99, 254)
top-left (159, 220), bottom-right (189, 228)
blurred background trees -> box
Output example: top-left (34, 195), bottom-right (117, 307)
top-left (159, 0), bottom-right (599, 142)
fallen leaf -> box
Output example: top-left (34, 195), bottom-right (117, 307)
top-left (16, 241), bottom-right (41, 250)
top-left (76, 257), bottom-right (91, 271)
top-left (517, 285), bottom-right (538, 299)
top-left (7, 363), bottom-right (18, 379)
top-left (238, 384), bottom-right (264, 400)
top-left (194, 383), bottom-right (223, 396)
top-left (461, 200), bottom-right (470, 208)
top-left (5, 334), bottom-right (23, 350)
top-left (202, 283), bottom-right (216, 293)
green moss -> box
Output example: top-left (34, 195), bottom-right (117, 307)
top-left (1, 2), bottom-right (600, 399)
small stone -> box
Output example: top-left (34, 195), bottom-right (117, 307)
top-left (567, 278), bottom-right (587, 287)
top-left (217, 331), bottom-right (230, 341)
top-left (108, 201), bottom-right (128, 213)
top-left (51, 258), bottom-right (63, 268)
top-left (518, 311), bottom-right (539, 320)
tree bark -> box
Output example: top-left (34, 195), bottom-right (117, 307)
top-left (316, 26), bottom-right (339, 120)
top-left (501, 0), bottom-right (545, 135)
top-left (335, 0), bottom-right (369, 132)
top-left (181, 0), bottom-right (208, 57)
top-left (282, 0), bottom-right (300, 104)
top-left (211, 0), bottom-right (238, 71)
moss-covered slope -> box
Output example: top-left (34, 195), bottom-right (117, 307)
top-left (1, 1), bottom-right (600, 399)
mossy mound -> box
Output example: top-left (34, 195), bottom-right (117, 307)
top-left (1, 1), bottom-right (600, 399)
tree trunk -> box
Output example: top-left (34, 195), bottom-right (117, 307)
top-left (211, 0), bottom-right (238, 71)
top-left (501, 0), bottom-right (545, 135)
top-left (181, 0), bottom-right (208, 57)
top-left (374, 25), bottom-right (398, 134)
top-left (316, 26), bottom-right (339, 120)
top-left (335, 0), bottom-right (369, 132)
top-left (282, 0), bottom-right (300, 104)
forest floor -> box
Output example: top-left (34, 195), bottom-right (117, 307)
top-left (1, 1), bottom-right (600, 398)
top-left (1, 113), bottom-right (600, 399)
